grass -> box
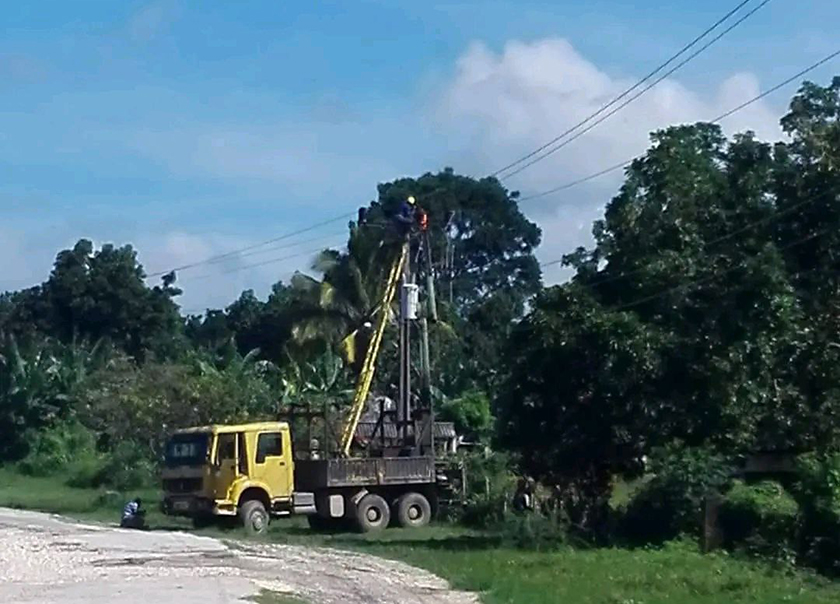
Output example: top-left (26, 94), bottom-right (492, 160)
top-left (356, 539), bottom-right (840, 604)
top-left (0, 467), bottom-right (188, 529)
top-left (2, 466), bottom-right (839, 603)
top-left (264, 521), bottom-right (840, 604)
top-left (248, 589), bottom-right (309, 604)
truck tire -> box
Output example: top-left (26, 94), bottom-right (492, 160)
top-left (355, 494), bottom-right (390, 533)
top-left (239, 500), bottom-right (269, 534)
top-left (395, 492), bottom-right (432, 529)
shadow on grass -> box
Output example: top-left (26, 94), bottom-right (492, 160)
top-left (272, 524), bottom-right (503, 552)
top-left (347, 534), bottom-right (503, 551)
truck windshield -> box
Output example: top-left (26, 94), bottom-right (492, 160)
top-left (165, 433), bottom-right (209, 467)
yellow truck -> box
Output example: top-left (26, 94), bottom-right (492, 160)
top-left (163, 236), bottom-right (462, 533)
top-left (161, 420), bottom-right (454, 533)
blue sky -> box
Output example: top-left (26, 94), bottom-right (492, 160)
top-left (2, 0), bottom-right (838, 309)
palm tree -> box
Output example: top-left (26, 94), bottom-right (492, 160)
top-left (290, 225), bottom-right (402, 367)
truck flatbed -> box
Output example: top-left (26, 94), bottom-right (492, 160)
top-left (294, 456), bottom-right (435, 490)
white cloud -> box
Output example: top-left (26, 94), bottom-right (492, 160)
top-left (435, 38), bottom-right (785, 275)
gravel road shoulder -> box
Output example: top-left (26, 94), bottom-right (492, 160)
top-left (0, 507), bottom-right (478, 604)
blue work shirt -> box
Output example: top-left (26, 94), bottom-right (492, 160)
top-left (122, 501), bottom-right (141, 520)
top-left (397, 200), bottom-right (415, 223)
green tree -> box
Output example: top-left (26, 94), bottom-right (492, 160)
top-left (288, 169), bottom-right (543, 399)
top-left (359, 169), bottom-right (543, 389)
top-left (2, 240), bottom-right (184, 359)
top-left (289, 228), bottom-right (391, 355)
top-left (438, 388), bottom-right (492, 441)
top-left (498, 80), bottom-right (840, 523)
top-left (497, 285), bottom-right (668, 525)
top-left (78, 349), bottom-right (277, 461)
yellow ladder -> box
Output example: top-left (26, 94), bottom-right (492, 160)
top-left (339, 243), bottom-right (407, 456)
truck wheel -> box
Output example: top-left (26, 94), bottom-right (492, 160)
top-left (240, 500), bottom-right (269, 534)
top-left (355, 494), bottom-right (390, 533)
top-left (395, 492), bottom-right (432, 529)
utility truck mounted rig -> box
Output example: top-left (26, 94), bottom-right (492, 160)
top-left (162, 213), bottom-right (463, 533)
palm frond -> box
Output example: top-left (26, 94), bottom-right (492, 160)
top-left (312, 250), bottom-right (340, 275)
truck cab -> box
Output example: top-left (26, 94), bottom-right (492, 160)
top-left (161, 421), bottom-right (315, 532)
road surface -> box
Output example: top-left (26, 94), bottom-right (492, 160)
top-left (0, 508), bottom-right (478, 604)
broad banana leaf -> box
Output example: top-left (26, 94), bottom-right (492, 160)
top-left (339, 328), bottom-right (359, 366)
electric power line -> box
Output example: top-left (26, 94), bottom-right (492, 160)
top-left (436, 47), bottom-right (840, 303)
top-left (148, 0), bottom-right (773, 282)
top-left (497, 0), bottom-right (774, 182)
top-left (151, 14), bottom-right (836, 293)
top-left (180, 238), bottom-right (348, 283)
top-left (151, 1), bottom-right (766, 283)
top-left (147, 211), bottom-right (355, 278)
top-left (529, 49), bottom-right (840, 282)
top-left (491, 0), bottom-right (759, 179)
top-left (519, 47), bottom-right (840, 205)
top-left (208, 229), bottom-right (347, 265)
top-left (148, 188), bottom-right (448, 279)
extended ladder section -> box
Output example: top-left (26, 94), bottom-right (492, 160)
top-left (339, 243), bottom-right (408, 456)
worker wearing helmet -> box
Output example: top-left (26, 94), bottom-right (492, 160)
top-left (394, 195), bottom-right (417, 237)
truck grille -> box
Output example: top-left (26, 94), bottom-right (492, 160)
top-left (163, 477), bottom-right (202, 493)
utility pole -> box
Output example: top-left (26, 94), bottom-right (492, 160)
top-left (398, 241), bottom-right (416, 444)
top-left (397, 205), bottom-right (438, 455)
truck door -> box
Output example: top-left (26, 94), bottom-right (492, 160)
top-left (254, 430), bottom-right (292, 498)
top-left (214, 432), bottom-right (238, 502)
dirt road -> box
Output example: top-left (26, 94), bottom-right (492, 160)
top-left (0, 508), bottom-right (478, 604)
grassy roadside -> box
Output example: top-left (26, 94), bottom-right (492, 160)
top-left (266, 523), bottom-right (840, 604)
top-left (2, 467), bottom-right (839, 604)
top-left (0, 467), bottom-right (185, 528)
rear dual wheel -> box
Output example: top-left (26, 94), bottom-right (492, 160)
top-left (394, 492), bottom-right (432, 529)
top-left (355, 494), bottom-right (391, 533)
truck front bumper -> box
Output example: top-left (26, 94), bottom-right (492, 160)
top-left (161, 495), bottom-right (215, 517)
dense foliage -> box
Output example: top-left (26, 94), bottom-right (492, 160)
top-left (498, 78), bottom-right (840, 527)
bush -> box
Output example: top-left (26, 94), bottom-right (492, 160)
top-left (497, 509), bottom-right (570, 551)
top-left (459, 450), bottom-right (518, 528)
top-left (95, 442), bottom-right (156, 491)
top-left (17, 421), bottom-right (99, 477)
top-left (619, 446), bottom-right (733, 545)
top-left (438, 389), bottom-right (493, 441)
top-left (17, 419), bottom-right (155, 491)
top-left (66, 454), bottom-right (108, 489)
top-left (719, 480), bottom-right (800, 564)
top-left (791, 453), bottom-right (840, 575)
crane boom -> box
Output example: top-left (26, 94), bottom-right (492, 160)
top-left (339, 242), bottom-right (408, 456)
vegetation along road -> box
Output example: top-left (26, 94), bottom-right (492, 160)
top-left (0, 508), bottom-right (477, 604)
